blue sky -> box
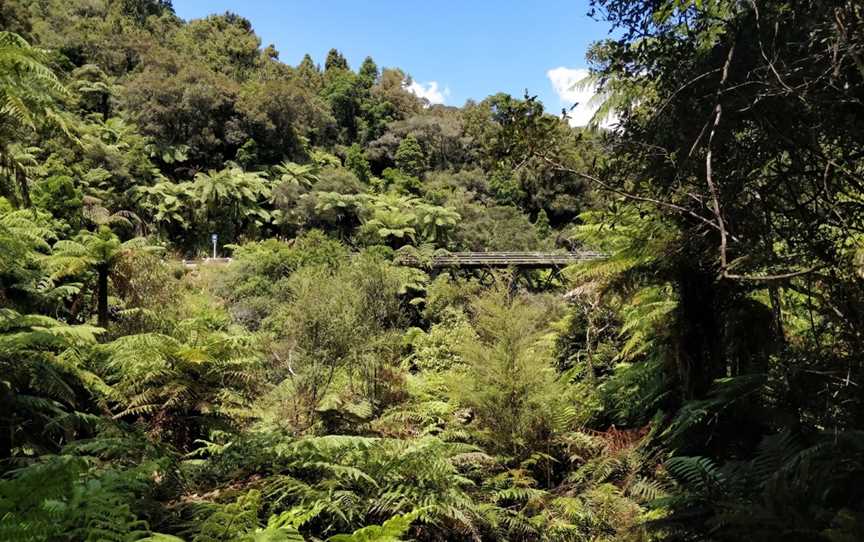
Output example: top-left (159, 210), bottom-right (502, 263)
top-left (172, 1), bottom-right (611, 124)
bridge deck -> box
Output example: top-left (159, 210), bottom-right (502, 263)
top-left (181, 252), bottom-right (605, 270)
top-left (405, 251), bottom-right (605, 269)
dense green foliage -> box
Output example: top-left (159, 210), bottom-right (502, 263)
top-left (1, 1), bottom-right (863, 540)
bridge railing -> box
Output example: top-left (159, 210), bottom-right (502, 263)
top-left (398, 251), bottom-right (606, 268)
top-left (179, 252), bottom-right (607, 270)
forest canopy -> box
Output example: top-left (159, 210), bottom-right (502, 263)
top-left (1, 1), bottom-right (864, 541)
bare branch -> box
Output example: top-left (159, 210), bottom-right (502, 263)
top-left (705, 41), bottom-right (736, 271)
top-left (722, 266), bottom-right (823, 282)
top-left (537, 153), bottom-right (724, 232)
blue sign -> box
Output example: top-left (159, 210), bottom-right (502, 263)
top-left (211, 234), bottom-right (217, 242)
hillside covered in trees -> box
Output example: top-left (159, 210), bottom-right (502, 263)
top-left (2, 1), bottom-right (864, 540)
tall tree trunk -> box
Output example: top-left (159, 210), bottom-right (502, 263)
top-left (0, 382), bottom-right (14, 460)
top-left (15, 164), bottom-right (29, 207)
top-left (676, 265), bottom-right (724, 399)
top-left (97, 263), bottom-right (109, 328)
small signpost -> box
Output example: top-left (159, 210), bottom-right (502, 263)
top-left (211, 233), bottom-right (217, 259)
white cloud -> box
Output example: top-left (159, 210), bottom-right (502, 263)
top-left (404, 80), bottom-right (450, 105)
top-left (547, 66), bottom-right (614, 128)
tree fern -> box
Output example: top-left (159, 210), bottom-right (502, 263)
top-left (272, 161), bottom-right (320, 189)
top-left (191, 433), bottom-right (485, 539)
top-left (0, 455), bottom-right (157, 542)
top-left (660, 374), bottom-right (766, 449)
top-left (0, 307), bottom-right (109, 457)
top-left (649, 428), bottom-right (864, 540)
top-left (327, 510), bottom-right (420, 542)
top-left (0, 32), bottom-right (71, 205)
top-left (99, 324), bottom-right (262, 449)
top-left (192, 490), bottom-right (263, 542)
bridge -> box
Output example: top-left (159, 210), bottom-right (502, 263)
top-left (182, 252), bottom-right (605, 269)
top-left (398, 251), bottom-right (606, 290)
top-left (398, 251), bottom-right (605, 269)
top-left (179, 251), bottom-right (603, 292)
